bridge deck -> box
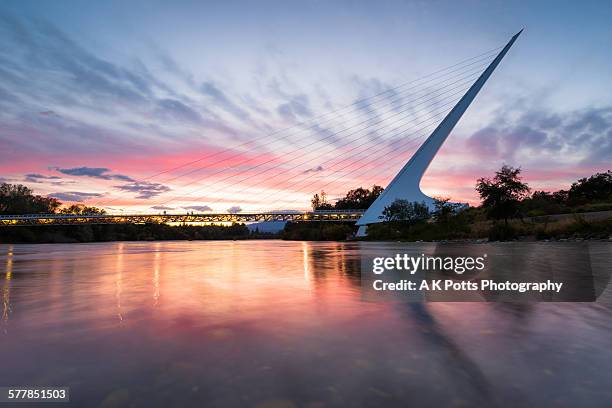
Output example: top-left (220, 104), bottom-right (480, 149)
top-left (0, 210), bottom-right (365, 226)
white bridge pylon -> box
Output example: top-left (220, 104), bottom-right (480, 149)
top-left (356, 30), bottom-right (523, 235)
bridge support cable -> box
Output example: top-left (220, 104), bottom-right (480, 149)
top-left (92, 50), bottom-right (499, 210)
top-left (156, 76), bottom-right (479, 198)
top-left (142, 60), bottom-right (492, 186)
top-left (274, 72), bottom-right (517, 210)
top-left (150, 86), bottom-right (470, 210)
top-left (199, 93), bottom-right (467, 211)
top-left (255, 125), bottom-right (451, 211)
top-left (92, 48), bottom-right (499, 206)
top-left (252, 110), bottom-right (453, 211)
top-left (113, 62), bottom-right (490, 212)
top-left (146, 70), bottom-right (487, 210)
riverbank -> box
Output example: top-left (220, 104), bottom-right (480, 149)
top-left (0, 223), bottom-right (276, 244)
top-left (2, 214), bottom-right (611, 244)
top-left (281, 213), bottom-right (612, 242)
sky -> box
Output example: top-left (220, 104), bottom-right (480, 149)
top-left (1, 0), bottom-right (611, 213)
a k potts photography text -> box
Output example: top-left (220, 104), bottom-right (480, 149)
top-left (369, 253), bottom-right (564, 294)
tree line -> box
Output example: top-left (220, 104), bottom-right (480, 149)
top-left (0, 183), bottom-right (107, 215)
top-left (308, 167), bottom-right (612, 240)
top-left (311, 185), bottom-right (384, 210)
top-left (2, 166), bottom-right (610, 243)
top-left (0, 183), bottom-right (263, 243)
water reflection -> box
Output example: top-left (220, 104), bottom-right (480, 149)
top-left (153, 243), bottom-right (161, 306)
top-left (116, 242), bottom-right (124, 322)
top-left (302, 241), bottom-right (310, 282)
top-left (1, 245), bottom-right (12, 332)
top-left (0, 241), bottom-right (610, 407)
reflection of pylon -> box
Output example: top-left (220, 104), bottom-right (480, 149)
top-left (2, 272), bottom-right (12, 333)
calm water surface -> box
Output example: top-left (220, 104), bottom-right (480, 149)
top-left (1, 240), bottom-right (612, 407)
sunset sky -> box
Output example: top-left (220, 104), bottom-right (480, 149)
top-left (1, 1), bottom-right (611, 213)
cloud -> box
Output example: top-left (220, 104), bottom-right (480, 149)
top-left (48, 191), bottom-right (103, 202)
top-left (156, 98), bottom-right (203, 124)
top-left (151, 205), bottom-right (174, 210)
top-left (465, 105), bottom-right (612, 166)
top-left (303, 165), bottom-right (324, 174)
top-left (0, 14), bottom-right (150, 108)
top-left (39, 110), bottom-right (59, 117)
top-left (277, 94), bottom-right (312, 122)
top-left (0, 13), bottom-right (261, 158)
top-left (115, 181), bottom-right (170, 199)
top-left (55, 166), bottom-right (135, 181)
top-left (201, 81), bottom-right (250, 120)
top-left (465, 127), bottom-right (501, 157)
top-left (352, 76), bottom-right (405, 114)
top-left (156, 51), bottom-right (195, 87)
top-left (53, 165), bottom-right (173, 200)
top-left (227, 205), bottom-right (242, 214)
top-left (183, 205), bottom-right (213, 212)
top-left (24, 173), bottom-right (62, 183)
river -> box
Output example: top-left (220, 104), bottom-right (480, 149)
top-left (1, 240), bottom-right (611, 407)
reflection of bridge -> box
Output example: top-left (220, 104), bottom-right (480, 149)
top-left (0, 210), bottom-right (365, 226)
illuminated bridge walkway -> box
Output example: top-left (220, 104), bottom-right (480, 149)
top-left (0, 210), bottom-right (365, 226)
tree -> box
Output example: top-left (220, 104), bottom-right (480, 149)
top-left (432, 197), bottom-right (463, 223)
top-left (568, 171), bottom-right (612, 202)
top-left (475, 165), bottom-right (530, 225)
top-left (370, 185), bottom-right (384, 201)
top-left (381, 199), bottom-right (430, 224)
top-left (522, 190), bottom-right (565, 216)
top-left (334, 185), bottom-right (384, 209)
top-left (0, 183), bottom-right (61, 214)
top-left (59, 204), bottom-right (106, 215)
top-left (311, 191), bottom-right (333, 211)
